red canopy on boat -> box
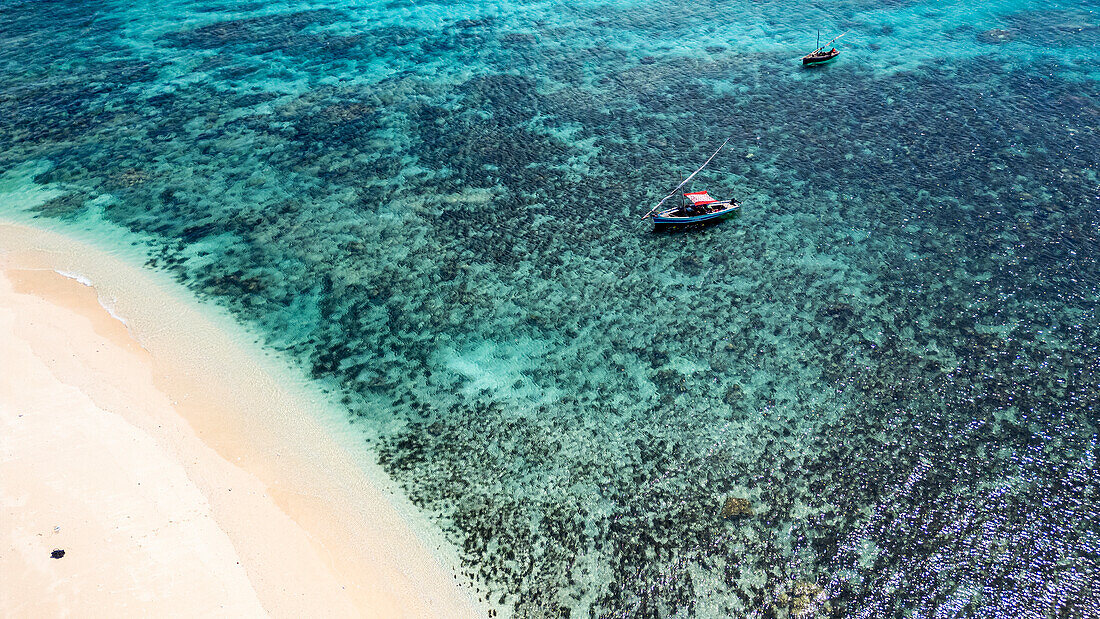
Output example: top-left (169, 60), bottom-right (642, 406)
top-left (684, 191), bottom-right (717, 206)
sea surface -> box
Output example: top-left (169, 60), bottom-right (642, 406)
top-left (2, 0), bottom-right (1099, 616)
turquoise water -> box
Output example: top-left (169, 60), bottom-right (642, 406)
top-left (3, 0), bottom-right (1099, 615)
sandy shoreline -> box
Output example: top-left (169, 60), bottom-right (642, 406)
top-left (0, 221), bottom-right (482, 617)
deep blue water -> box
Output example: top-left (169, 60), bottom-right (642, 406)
top-left (2, 0), bottom-right (1099, 616)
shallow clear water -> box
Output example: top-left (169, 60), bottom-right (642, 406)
top-left (2, 0), bottom-right (1099, 615)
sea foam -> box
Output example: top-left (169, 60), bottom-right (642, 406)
top-left (56, 269), bottom-right (129, 327)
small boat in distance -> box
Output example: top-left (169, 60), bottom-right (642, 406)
top-left (642, 139), bottom-right (741, 231)
top-left (802, 30), bottom-right (847, 66)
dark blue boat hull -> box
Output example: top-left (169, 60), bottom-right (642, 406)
top-left (652, 202), bottom-right (740, 230)
top-left (802, 49), bottom-right (840, 66)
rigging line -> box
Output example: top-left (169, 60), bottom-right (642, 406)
top-left (810, 30), bottom-right (849, 55)
top-left (643, 138), bottom-right (731, 219)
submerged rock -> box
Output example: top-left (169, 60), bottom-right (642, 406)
top-left (977, 29), bottom-right (1016, 44)
top-left (720, 497), bottom-right (753, 518)
top-left (723, 383), bottom-right (744, 405)
top-left (110, 168), bottom-right (150, 187)
top-left (774, 580), bottom-right (826, 618)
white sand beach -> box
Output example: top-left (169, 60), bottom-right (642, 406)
top-left (0, 221), bottom-right (482, 617)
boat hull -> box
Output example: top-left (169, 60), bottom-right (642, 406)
top-left (802, 49), bottom-right (840, 66)
top-left (652, 202), bottom-right (740, 230)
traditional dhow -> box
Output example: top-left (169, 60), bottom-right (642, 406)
top-left (802, 47), bottom-right (840, 66)
top-left (802, 31), bottom-right (847, 66)
top-left (651, 192), bottom-right (741, 230)
top-left (643, 138), bottom-right (742, 231)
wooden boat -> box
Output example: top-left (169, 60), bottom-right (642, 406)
top-left (802, 47), bottom-right (840, 66)
top-left (652, 193), bottom-right (741, 230)
top-left (802, 31), bottom-right (847, 66)
top-left (643, 138), bottom-right (741, 231)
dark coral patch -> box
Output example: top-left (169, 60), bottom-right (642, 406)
top-left (159, 9), bottom-right (347, 51)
